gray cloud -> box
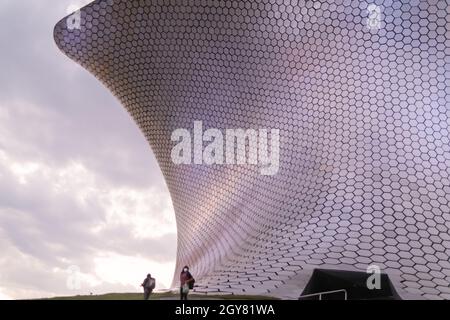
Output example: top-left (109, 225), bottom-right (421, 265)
top-left (0, 0), bottom-right (177, 299)
top-left (0, 0), bottom-right (166, 190)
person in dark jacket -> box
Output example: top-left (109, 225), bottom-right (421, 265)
top-left (141, 273), bottom-right (156, 300)
top-left (179, 266), bottom-right (195, 300)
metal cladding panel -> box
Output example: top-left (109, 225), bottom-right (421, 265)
top-left (54, 0), bottom-right (450, 299)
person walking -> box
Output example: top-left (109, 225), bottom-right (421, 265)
top-left (180, 266), bottom-right (195, 300)
top-left (141, 273), bottom-right (156, 300)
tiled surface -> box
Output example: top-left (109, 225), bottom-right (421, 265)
top-left (55, 0), bottom-right (450, 299)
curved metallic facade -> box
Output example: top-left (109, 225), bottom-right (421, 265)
top-left (55, 0), bottom-right (450, 299)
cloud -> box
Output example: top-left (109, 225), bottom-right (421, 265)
top-left (0, 0), bottom-right (177, 299)
top-left (0, 0), bottom-right (167, 191)
top-left (0, 148), bottom-right (177, 299)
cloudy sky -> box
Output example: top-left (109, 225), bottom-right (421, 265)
top-left (0, 0), bottom-right (177, 299)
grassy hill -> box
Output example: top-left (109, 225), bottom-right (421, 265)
top-left (41, 291), bottom-right (278, 300)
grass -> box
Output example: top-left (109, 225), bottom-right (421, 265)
top-left (41, 291), bottom-right (279, 300)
